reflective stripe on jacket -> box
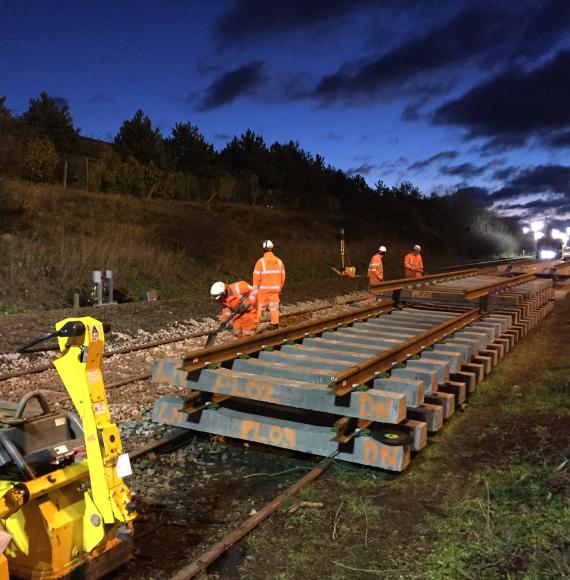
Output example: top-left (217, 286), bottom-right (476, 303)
top-left (253, 252), bottom-right (286, 292)
top-left (220, 281), bottom-right (258, 323)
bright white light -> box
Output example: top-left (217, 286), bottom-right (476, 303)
top-left (539, 249), bottom-right (556, 260)
top-left (534, 231), bottom-right (545, 240)
top-left (552, 228), bottom-right (560, 239)
top-left (567, 227), bottom-right (570, 235)
top-left (531, 221), bottom-right (544, 232)
top-left (560, 233), bottom-right (569, 244)
top-left (522, 226), bottom-right (530, 234)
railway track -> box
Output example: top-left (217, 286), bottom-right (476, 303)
top-left (0, 292), bottom-right (370, 383)
top-left (0, 262), bottom-right (559, 579)
top-left (152, 270), bottom-right (554, 471)
top-left (145, 268), bottom-right (555, 578)
top-left (0, 269), bottom-right (481, 390)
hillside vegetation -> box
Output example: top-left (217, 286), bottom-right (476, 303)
top-left (0, 92), bottom-right (529, 311)
top-left (1, 178), bottom-right (524, 312)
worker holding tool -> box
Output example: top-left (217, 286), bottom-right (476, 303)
top-left (210, 281), bottom-right (258, 340)
top-left (404, 244), bottom-right (424, 278)
top-left (368, 245), bottom-right (387, 286)
top-left (253, 240), bottom-right (286, 329)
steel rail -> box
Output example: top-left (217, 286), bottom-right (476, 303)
top-left (9, 292), bottom-right (371, 357)
top-left (331, 308), bottom-right (481, 395)
top-left (170, 452), bottom-right (337, 580)
top-left (369, 268), bottom-right (479, 295)
top-left (0, 268), bottom-right (491, 384)
top-left (0, 302), bottom-right (392, 387)
top-left (181, 300), bottom-right (395, 372)
top-left (128, 428), bottom-right (193, 460)
top-left (431, 256), bottom-right (535, 273)
top-left (0, 294), bottom-right (372, 381)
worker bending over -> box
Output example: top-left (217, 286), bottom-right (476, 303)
top-left (210, 281), bottom-right (258, 339)
top-left (253, 240), bottom-right (286, 329)
top-left (404, 244), bottom-right (424, 278)
top-left (368, 245), bottom-right (387, 286)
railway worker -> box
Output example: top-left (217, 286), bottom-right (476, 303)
top-left (253, 240), bottom-right (286, 329)
top-left (210, 281), bottom-right (259, 340)
top-left (404, 244), bottom-right (424, 278)
top-left (368, 245), bottom-right (387, 286)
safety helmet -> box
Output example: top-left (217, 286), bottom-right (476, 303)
top-left (378, 245), bottom-right (387, 254)
top-left (413, 244), bottom-right (421, 252)
top-left (210, 281), bottom-right (227, 300)
top-left (262, 239), bottom-right (274, 251)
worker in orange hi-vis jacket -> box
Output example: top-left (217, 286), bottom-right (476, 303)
top-left (253, 240), bottom-right (286, 329)
top-left (368, 245), bottom-right (387, 286)
top-left (210, 280), bottom-right (258, 339)
top-left (404, 244), bottom-right (424, 278)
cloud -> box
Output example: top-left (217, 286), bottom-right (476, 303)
top-left (439, 162), bottom-right (487, 178)
top-left (492, 166), bottom-right (518, 181)
top-left (434, 50), bottom-right (570, 145)
top-left (88, 94), bottom-right (113, 106)
top-left (494, 196), bottom-right (566, 211)
top-left (346, 162), bottom-right (377, 176)
top-left (490, 164), bottom-right (570, 202)
top-left (326, 131), bottom-right (343, 141)
top-left (408, 150), bottom-right (458, 171)
top-left (215, 0), bottom-right (374, 46)
top-left (545, 130), bottom-right (570, 148)
top-left (439, 159), bottom-right (506, 179)
top-left (303, 5), bottom-right (510, 106)
top-left (53, 97), bottom-right (69, 109)
top-left (519, 0), bottom-right (570, 58)
top-left (195, 60), bottom-right (266, 111)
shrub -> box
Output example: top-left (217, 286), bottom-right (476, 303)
top-left (24, 138), bottom-right (59, 182)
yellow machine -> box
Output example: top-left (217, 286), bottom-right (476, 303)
top-left (0, 317), bottom-right (136, 579)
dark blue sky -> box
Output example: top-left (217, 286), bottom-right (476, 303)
top-left (3, 0), bottom-right (570, 224)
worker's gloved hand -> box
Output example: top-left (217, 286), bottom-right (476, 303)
top-left (216, 321), bottom-right (228, 333)
top-left (235, 300), bottom-right (248, 314)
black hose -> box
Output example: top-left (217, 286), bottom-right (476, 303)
top-left (16, 331), bottom-right (60, 353)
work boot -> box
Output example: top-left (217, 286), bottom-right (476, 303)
top-left (270, 324), bottom-right (279, 330)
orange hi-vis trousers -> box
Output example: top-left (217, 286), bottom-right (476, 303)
top-left (257, 290), bottom-right (281, 324)
top-left (232, 310), bottom-right (258, 339)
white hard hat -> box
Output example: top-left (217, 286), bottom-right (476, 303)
top-left (210, 281), bottom-right (226, 299)
top-left (262, 240), bottom-right (274, 251)
top-left (413, 244), bottom-right (421, 251)
top-left (378, 245), bottom-right (387, 254)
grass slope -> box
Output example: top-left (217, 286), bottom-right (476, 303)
top-left (0, 179), bottom-right (520, 312)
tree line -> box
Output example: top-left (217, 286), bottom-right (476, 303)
top-left (0, 92), bottom-right (526, 258)
top-left (0, 92), bottom-right (430, 208)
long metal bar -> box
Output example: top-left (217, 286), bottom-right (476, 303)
top-left (369, 269), bottom-right (479, 294)
top-left (170, 452), bottom-right (337, 580)
top-left (181, 301), bottom-right (395, 372)
top-left (331, 308), bottom-right (480, 394)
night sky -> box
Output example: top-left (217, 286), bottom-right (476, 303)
top-left (3, 0), bottom-right (570, 225)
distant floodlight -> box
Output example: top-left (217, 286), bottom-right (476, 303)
top-left (552, 228), bottom-right (560, 239)
top-left (533, 231), bottom-right (544, 240)
top-left (522, 226), bottom-right (530, 234)
top-left (566, 227), bottom-right (570, 235)
top-left (560, 233), bottom-right (569, 244)
top-left (539, 249), bottom-right (556, 260)
top-left (531, 221), bottom-right (544, 232)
